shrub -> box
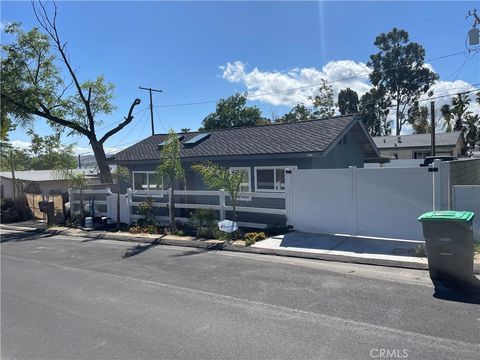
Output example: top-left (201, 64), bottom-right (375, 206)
top-left (129, 224), bottom-right (161, 234)
top-left (265, 224), bottom-right (289, 236)
top-left (244, 232), bottom-right (267, 247)
top-left (188, 208), bottom-right (217, 238)
top-left (137, 197), bottom-right (155, 224)
top-left (411, 243), bottom-right (427, 257)
top-left (0, 199), bottom-right (23, 223)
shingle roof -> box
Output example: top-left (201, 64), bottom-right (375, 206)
top-left (373, 132), bottom-right (462, 149)
top-left (111, 115), bottom-right (357, 162)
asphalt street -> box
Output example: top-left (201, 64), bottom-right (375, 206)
top-left (1, 229), bottom-right (479, 360)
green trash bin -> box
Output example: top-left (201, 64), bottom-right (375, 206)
top-left (418, 211), bottom-right (475, 286)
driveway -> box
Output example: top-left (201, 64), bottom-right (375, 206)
top-left (253, 231), bottom-right (427, 263)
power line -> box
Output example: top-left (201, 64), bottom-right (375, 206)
top-left (154, 49), bottom-right (479, 109)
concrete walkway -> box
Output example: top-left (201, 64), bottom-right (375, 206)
top-left (253, 232), bottom-right (428, 265)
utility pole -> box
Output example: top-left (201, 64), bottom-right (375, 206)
top-left (139, 86), bottom-right (163, 136)
top-left (467, 9), bottom-right (480, 45)
top-left (430, 101), bottom-right (436, 156)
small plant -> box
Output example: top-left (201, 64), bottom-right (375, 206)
top-left (137, 197), bottom-right (154, 224)
top-left (411, 243), bottom-right (427, 257)
top-left (129, 224), bottom-right (161, 234)
top-left (244, 232), bottom-right (267, 247)
top-left (188, 208), bottom-right (217, 238)
top-left (265, 224), bottom-right (289, 236)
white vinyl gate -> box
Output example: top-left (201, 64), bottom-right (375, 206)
top-left (286, 164), bottom-right (450, 241)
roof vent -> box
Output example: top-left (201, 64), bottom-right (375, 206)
top-left (397, 136), bottom-right (402, 143)
top-left (383, 139), bottom-right (386, 143)
top-left (183, 133), bottom-right (211, 147)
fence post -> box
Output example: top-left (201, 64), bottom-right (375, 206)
top-left (127, 188), bottom-right (133, 224)
top-left (68, 188), bottom-right (73, 216)
top-left (349, 166), bottom-right (358, 236)
top-left (285, 168), bottom-right (293, 227)
top-left (219, 189), bottom-right (226, 220)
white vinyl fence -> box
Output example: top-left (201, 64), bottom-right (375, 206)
top-left (285, 162), bottom-right (451, 240)
top-left (453, 185), bottom-right (480, 241)
top-left (70, 188), bottom-right (286, 229)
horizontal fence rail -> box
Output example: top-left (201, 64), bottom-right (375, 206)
top-left (69, 187), bottom-right (287, 229)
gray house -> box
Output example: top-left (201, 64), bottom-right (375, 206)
top-left (110, 114), bottom-right (380, 193)
top-left (372, 132), bottom-right (464, 160)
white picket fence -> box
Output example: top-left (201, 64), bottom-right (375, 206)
top-left (69, 188), bottom-right (286, 229)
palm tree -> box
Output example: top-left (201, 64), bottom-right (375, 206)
top-left (156, 130), bottom-right (184, 232)
top-left (440, 104), bottom-right (453, 132)
top-left (55, 169), bottom-right (88, 226)
top-left (112, 166), bottom-right (130, 230)
top-left (451, 93), bottom-right (472, 131)
top-left (465, 114), bottom-right (480, 149)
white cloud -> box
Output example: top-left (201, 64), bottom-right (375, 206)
top-left (221, 60), bottom-right (372, 106)
top-left (8, 140), bottom-right (30, 149)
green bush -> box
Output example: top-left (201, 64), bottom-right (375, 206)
top-left (137, 197), bottom-right (155, 224)
top-left (0, 199), bottom-right (23, 223)
top-left (188, 208), bottom-right (217, 238)
top-left (244, 232), bottom-right (267, 247)
top-left (265, 224), bottom-right (289, 236)
top-left (129, 224), bottom-right (162, 234)
top-left (411, 243), bottom-right (427, 257)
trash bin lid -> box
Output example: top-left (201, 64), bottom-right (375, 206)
top-left (418, 211), bottom-right (474, 222)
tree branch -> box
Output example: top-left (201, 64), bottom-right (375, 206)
top-left (99, 98), bottom-right (141, 144)
top-left (1, 92), bottom-right (91, 137)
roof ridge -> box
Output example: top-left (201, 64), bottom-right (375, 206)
top-left (153, 114), bottom-right (357, 137)
top-left (374, 131), bottom-right (461, 139)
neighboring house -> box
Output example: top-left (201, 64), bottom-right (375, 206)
top-left (109, 115), bottom-right (380, 192)
top-left (372, 132), bottom-right (464, 160)
top-left (0, 169), bottom-right (101, 199)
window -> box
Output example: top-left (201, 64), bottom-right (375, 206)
top-left (254, 166), bottom-right (296, 192)
top-left (133, 171), bottom-right (163, 190)
top-left (230, 167), bottom-right (251, 192)
top-left (413, 151), bottom-right (431, 159)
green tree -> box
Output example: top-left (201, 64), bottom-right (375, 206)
top-left (192, 162), bottom-right (244, 223)
top-left (407, 102), bottom-right (430, 134)
top-left (441, 104), bottom-right (453, 132)
top-left (180, 128), bottom-right (191, 133)
top-left (368, 28), bottom-right (438, 135)
top-left (465, 114), bottom-right (479, 149)
top-left (155, 130), bottom-right (184, 231)
top-left (337, 88), bottom-right (359, 115)
top-left (0, 146), bottom-right (31, 171)
top-left (451, 93), bottom-right (472, 131)
top-left (55, 169), bottom-right (88, 226)
top-left (201, 93), bottom-right (266, 130)
top-left (309, 79), bottom-right (335, 118)
top-left (1, 7), bottom-right (141, 184)
top-left (28, 131), bottom-right (76, 170)
top-left (358, 87), bottom-right (392, 136)
top-left (277, 103), bottom-right (315, 123)
top-left (112, 166), bottom-right (130, 230)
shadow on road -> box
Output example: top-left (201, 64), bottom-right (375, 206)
top-left (0, 231), bottom-right (56, 243)
top-left (122, 236), bottom-right (165, 258)
top-left (432, 277), bottom-right (480, 304)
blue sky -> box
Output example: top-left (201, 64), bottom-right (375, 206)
top-left (2, 1), bottom-right (479, 155)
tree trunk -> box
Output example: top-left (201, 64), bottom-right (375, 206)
top-left (169, 187), bottom-right (176, 232)
top-left (90, 137), bottom-right (113, 184)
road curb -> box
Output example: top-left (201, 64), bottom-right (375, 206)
top-left (2, 224), bottom-right (479, 274)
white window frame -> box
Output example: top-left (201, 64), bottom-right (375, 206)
top-left (132, 171), bottom-right (163, 191)
top-left (254, 166), bottom-right (297, 192)
top-left (229, 167), bottom-right (251, 193)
